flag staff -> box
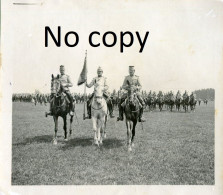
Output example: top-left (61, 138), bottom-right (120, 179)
top-left (83, 50), bottom-right (87, 120)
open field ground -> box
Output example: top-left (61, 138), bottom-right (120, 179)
top-left (12, 101), bottom-right (214, 185)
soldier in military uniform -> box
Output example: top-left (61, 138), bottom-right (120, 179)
top-left (47, 65), bottom-right (74, 116)
top-left (117, 66), bottom-right (146, 122)
top-left (176, 90), bottom-right (181, 99)
top-left (157, 91), bottom-right (163, 98)
top-left (190, 92), bottom-right (196, 99)
top-left (85, 66), bottom-right (115, 119)
top-left (183, 90), bottom-right (188, 99)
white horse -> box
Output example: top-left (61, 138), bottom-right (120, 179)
top-left (91, 85), bottom-right (108, 146)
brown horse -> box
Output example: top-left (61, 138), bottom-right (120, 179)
top-left (189, 96), bottom-right (197, 112)
top-left (45, 74), bottom-right (74, 145)
top-left (123, 87), bottom-right (141, 152)
top-left (182, 95), bottom-right (190, 112)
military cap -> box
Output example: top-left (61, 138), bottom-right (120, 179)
top-left (60, 65), bottom-right (65, 68)
top-left (97, 66), bottom-right (103, 72)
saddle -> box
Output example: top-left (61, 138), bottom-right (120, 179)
top-left (89, 94), bottom-right (107, 106)
top-left (50, 92), bottom-right (70, 104)
top-left (121, 96), bottom-right (142, 108)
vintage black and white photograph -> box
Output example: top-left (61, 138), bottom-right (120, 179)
top-left (1, 0), bottom-right (223, 194)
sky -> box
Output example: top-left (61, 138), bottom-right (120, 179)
top-left (3, 0), bottom-right (223, 94)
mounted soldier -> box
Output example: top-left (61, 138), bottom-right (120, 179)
top-left (85, 66), bottom-right (115, 119)
top-left (190, 92), bottom-right (196, 100)
top-left (47, 65), bottom-right (74, 116)
top-left (157, 91), bottom-right (163, 98)
top-left (117, 66), bottom-right (146, 122)
top-left (183, 90), bottom-right (188, 99)
top-left (152, 91), bottom-right (157, 99)
top-left (176, 90), bottom-right (181, 99)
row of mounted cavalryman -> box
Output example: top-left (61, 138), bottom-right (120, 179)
top-left (12, 65), bottom-right (204, 119)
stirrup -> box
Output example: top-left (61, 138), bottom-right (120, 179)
top-left (139, 118), bottom-right (146, 122)
top-left (117, 116), bottom-right (123, 121)
top-left (110, 113), bottom-right (115, 118)
top-left (45, 112), bottom-right (52, 117)
top-left (85, 115), bottom-right (91, 119)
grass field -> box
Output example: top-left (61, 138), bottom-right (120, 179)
top-left (12, 101), bottom-right (214, 185)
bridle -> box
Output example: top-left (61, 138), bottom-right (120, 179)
top-left (91, 96), bottom-right (104, 110)
top-left (51, 79), bottom-right (66, 108)
top-left (127, 91), bottom-right (141, 113)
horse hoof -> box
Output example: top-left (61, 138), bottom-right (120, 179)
top-left (94, 140), bottom-right (98, 145)
top-left (64, 138), bottom-right (68, 142)
top-left (132, 143), bottom-right (135, 147)
top-left (128, 147), bottom-right (132, 152)
top-left (96, 142), bottom-right (100, 147)
top-left (53, 140), bottom-right (57, 145)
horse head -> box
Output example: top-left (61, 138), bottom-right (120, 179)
top-left (127, 87), bottom-right (137, 109)
top-left (51, 74), bottom-right (61, 96)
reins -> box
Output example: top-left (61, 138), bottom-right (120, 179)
top-left (91, 96), bottom-right (104, 110)
top-left (126, 96), bottom-right (141, 113)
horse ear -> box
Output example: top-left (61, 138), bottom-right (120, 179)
top-left (57, 74), bottom-right (59, 79)
top-left (52, 74), bottom-right (54, 79)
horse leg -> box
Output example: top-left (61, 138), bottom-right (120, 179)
top-left (103, 115), bottom-right (107, 139)
top-left (126, 121), bottom-right (132, 151)
top-left (53, 116), bottom-right (58, 145)
top-left (131, 121), bottom-right (137, 147)
top-left (69, 116), bottom-right (73, 136)
top-left (97, 119), bottom-right (101, 146)
top-left (92, 117), bottom-right (98, 146)
top-left (63, 115), bottom-right (68, 141)
top-left (99, 117), bottom-right (106, 145)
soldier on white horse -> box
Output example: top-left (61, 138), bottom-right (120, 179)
top-left (85, 66), bottom-right (109, 146)
top-left (85, 67), bottom-right (115, 119)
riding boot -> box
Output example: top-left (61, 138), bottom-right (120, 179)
top-left (66, 92), bottom-right (74, 116)
top-left (117, 105), bottom-right (124, 121)
top-left (69, 102), bottom-right (74, 116)
top-left (107, 99), bottom-right (115, 118)
top-left (138, 107), bottom-right (146, 122)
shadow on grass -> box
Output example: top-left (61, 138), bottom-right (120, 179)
top-left (12, 135), bottom-right (61, 146)
top-left (59, 137), bottom-right (124, 150)
top-left (144, 109), bottom-right (193, 114)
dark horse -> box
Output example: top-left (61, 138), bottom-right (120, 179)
top-left (157, 96), bottom-right (164, 111)
top-left (165, 94), bottom-right (175, 112)
top-left (203, 99), bottom-right (208, 105)
top-left (175, 96), bottom-right (182, 112)
top-left (182, 95), bottom-right (190, 112)
top-left (123, 87), bottom-right (141, 152)
top-left (45, 74), bottom-right (74, 145)
top-left (189, 96), bottom-right (197, 112)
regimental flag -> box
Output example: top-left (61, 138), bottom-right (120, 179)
top-left (77, 51), bottom-right (87, 86)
